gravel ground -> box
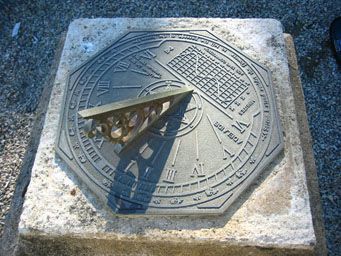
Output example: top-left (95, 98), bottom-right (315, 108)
top-left (0, 0), bottom-right (340, 255)
top-left (0, 112), bottom-right (33, 233)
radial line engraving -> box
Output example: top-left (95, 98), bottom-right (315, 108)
top-left (195, 130), bottom-right (199, 161)
top-left (139, 143), bottom-right (149, 154)
top-left (152, 141), bottom-right (166, 165)
top-left (172, 139), bottom-right (181, 167)
top-left (206, 114), bottom-right (222, 144)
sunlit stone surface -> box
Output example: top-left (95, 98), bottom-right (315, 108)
top-left (18, 18), bottom-right (316, 255)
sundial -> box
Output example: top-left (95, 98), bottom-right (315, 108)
top-left (56, 30), bottom-right (283, 215)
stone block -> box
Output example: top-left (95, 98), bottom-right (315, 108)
top-left (17, 18), bottom-right (321, 255)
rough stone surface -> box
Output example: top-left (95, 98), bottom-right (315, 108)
top-left (18, 18), bottom-right (316, 255)
top-left (284, 34), bottom-right (327, 256)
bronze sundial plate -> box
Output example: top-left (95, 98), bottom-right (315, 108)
top-left (56, 30), bottom-right (283, 215)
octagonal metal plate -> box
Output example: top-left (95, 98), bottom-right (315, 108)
top-left (56, 30), bottom-right (284, 215)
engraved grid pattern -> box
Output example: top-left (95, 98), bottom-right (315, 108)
top-left (168, 46), bottom-right (248, 108)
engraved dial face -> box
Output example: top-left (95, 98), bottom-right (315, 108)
top-left (56, 30), bottom-right (283, 215)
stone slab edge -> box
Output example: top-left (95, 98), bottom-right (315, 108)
top-left (284, 34), bottom-right (327, 256)
top-left (16, 18), bottom-right (318, 255)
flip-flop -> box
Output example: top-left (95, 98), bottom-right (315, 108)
top-left (330, 17), bottom-right (341, 63)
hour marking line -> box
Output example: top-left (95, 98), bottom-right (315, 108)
top-left (253, 110), bottom-right (261, 117)
top-left (131, 69), bottom-right (149, 76)
top-left (195, 130), bottom-right (199, 161)
top-left (124, 160), bottom-right (136, 172)
top-left (172, 139), bottom-right (181, 167)
top-left (181, 114), bottom-right (190, 125)
top-left (139, 143), bottom-right (149, 154)
top-left (152, 141), bottom-right (166, 165)
top-left (206, 114), bottom-right (222, 144)
top-left (186, 104), bottom-right (196, 112)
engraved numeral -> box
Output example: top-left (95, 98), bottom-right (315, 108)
top-left (232, 120), bottom-right (250, 134)
top-left (181, 115), bottom-right (190, 125)
top-left (102, 165), bottom-right (115, 176)
top-left (205, 187), bottom-right (219, 197)
top-left (170, 197), bottom-right (183, 205)
top-left (140, 50), bottom-right (156, 59)
top-left (78, 154), bottom-right (86, 163)
top-left (69, 100), bottom-right (77, 109)
top-left (153, 199), bottom-right (161, 204)
top-left (93, 136), bottom-right (104, 149)
top-left (191, 163), bottom-right (205, 178)
top-left (102, 178), bottom-right (111, 188)
top-left (236, 169), bottom-right (247, 178)
top-left (249, 158), bottom-right (256, 164)
top-left (73, 142), bottom-right (80, 150)
top-left (97, 80), bottom-right (110, 96)
top-left (193, 194), bottom-right (202, 201)
top-left (223, 146), bottom-right (235, 160)
top-left (163, 168), bottom-right (177, 183)
top-left (211, 42), bottom-right (220, 48)
top-left (226, 177), bottom-right (234, 186)
top-left (69, 127), bottom-right (75, 136)
top-left (114, 61), bottom-right (130, 72)
top-left (165, 80), bottom-right (172, 89)
top-left (87, 147), bottom-right (100, 162)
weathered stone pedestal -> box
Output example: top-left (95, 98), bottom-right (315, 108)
top-left (17, 18), bottom-right (325, 255)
